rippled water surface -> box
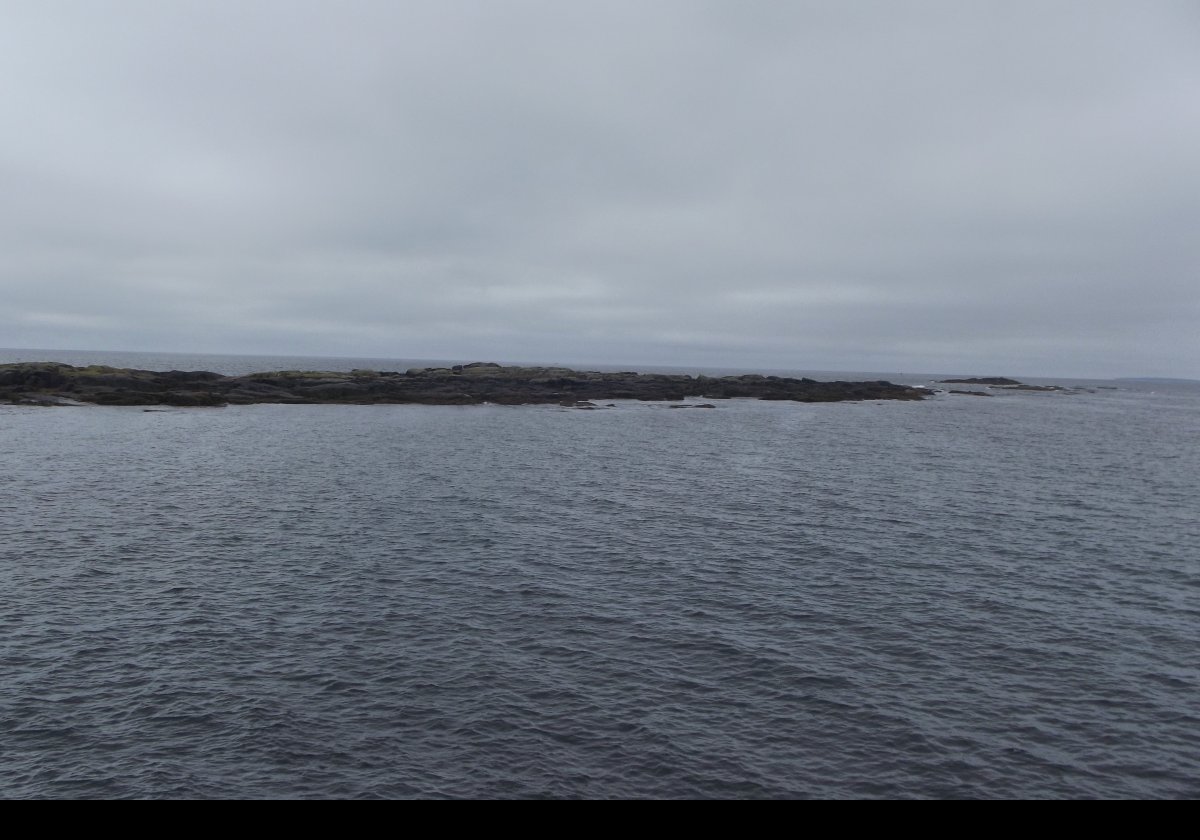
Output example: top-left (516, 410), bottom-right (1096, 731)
top-left (2, 355), bottom-right (1198, 798)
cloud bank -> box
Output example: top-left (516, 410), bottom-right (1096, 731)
top-left (3, 1), bottom-right (1198, 377)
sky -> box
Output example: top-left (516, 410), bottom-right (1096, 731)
top-left (2, 1), bottom-right (1198, 378)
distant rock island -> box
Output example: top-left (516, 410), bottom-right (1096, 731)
top-left (1, 361), bottom-right (931, 407)
top-left (940, 377), bottom-right (1022, 386)
top-left (938, 376), bottom-right (1068, 393)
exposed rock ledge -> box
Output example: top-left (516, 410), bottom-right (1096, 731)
top-left (939, 377), bottom-right (1023, 386)
top-left (938, 376), bottom-right (1069, 392)
top-left (1, 361), bottom-right (931, 407)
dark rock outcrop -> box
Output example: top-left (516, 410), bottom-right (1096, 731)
top-left (938, 376), bottom-right (1072, 393)
top-left (940, 377), bottom-right (1023, 386)
top-left (1, 362), bottom-right (932, 407)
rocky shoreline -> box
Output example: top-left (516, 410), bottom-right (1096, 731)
top-left (937, 377), bottom-right (1074, 394)
top-left (1, 361), bottom-right (931, 407)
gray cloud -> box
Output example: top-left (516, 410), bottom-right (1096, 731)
top-left (2, 0), bottom-right (1198, 376)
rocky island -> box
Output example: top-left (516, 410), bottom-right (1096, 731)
top-left (940, 377), bottom-right (1023, 386)
top-left (1, 361), bottom-right (931, 407)
top-left (938, 376), bottom-right (1070, 393)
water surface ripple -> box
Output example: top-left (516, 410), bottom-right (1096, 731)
top-left (2, 384), bottom-right (1198, 798)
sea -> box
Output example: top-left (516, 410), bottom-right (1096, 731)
top-left (2, 348), bottom-right (1197, 799)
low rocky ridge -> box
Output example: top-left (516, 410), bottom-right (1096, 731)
top-left (938, 376), bottom-right (1075, 393)
top-left (940, 377), bottom-right (1023, 386)
top-left (1, 361), bottom-right (931, 407)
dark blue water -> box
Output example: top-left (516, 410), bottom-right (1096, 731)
top-left (2, 351), bottom-right (1197, 798)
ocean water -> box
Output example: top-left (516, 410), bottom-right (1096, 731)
top-left (1, 351), bottom-right (1197, 798)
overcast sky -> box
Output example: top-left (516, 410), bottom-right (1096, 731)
top-left (2, 1), bottom-right (1197, 377)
